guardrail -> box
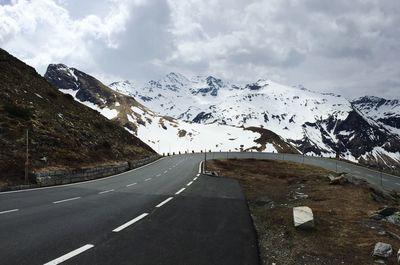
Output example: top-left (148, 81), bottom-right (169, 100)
top-left (164, 151), bottom-right (399, 193)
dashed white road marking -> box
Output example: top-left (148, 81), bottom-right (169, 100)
top-left (44, 244), bottom-right (94, 265)
top-left (53, 197), bottom-right (81, 204)
top-left (175, 188), bottom-right (185, 195)
top-left (144, 178), bottom-right (152, 182)
top-left (112, 213), bottom-right (149, 232)
top-left (187, 181), bottom-right (193, 186)
top-left (395, 183), bottom-right (400, 186)
top-left (164, 170), bottom-right (168, 174)
top-left (156, 174), bottom-right (161, 177)
top-left (193, 177), bottom-right (198, 181)
top-left (98, 189), bottom-right (114, 194)
top-left (0, 209), bottom-right (19, 215)
top-left (126, 183), bottom-right (137, 187)
top-left (155, 197), bottom-right (173, 208)
top-left (196, 174), bottom-right (200, 177)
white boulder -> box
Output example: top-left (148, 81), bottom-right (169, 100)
top-left (293, 206), bottom-right (314, 229)
top-left (372, 242), bottom-right (393, 259)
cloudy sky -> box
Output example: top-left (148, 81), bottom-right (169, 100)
top-left (0, 0), bottom-right (399, 99)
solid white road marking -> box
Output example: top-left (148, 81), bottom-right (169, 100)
top-left (144, 178), bottom-right (152, 182)
top-left (53, 197), bottom-right (81, 204)
top-left (0, 209), bottom-right (19, 215)
top-left (112, 213), bottom-right (149, 232)
top-left (126, 183), bottom-right (137, 187)
top-left (198, 161), bottom-right (203, 174)
top-left (98, 189), bottom-right (114, 194)
top-left (155, 197), bottom-right (173, 208)
top-left (44, 244), bottom-right (94, 265)
top-left (187, 181), bottom-right (193, 186)
top-left (175, 188), bottom-right (185, 195)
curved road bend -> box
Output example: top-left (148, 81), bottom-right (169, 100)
top-left (0, 152), bottom-right (398, 264)
top-left (0, 154), bottom-right (258, 265)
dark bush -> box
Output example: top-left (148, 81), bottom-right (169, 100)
top-left (46, 90), bottom-right (58, 99)
top-left (3, 101), bottom-right (32, 120)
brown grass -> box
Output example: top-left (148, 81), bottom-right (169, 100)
top-left (207, 159), bottom-right (400, 265)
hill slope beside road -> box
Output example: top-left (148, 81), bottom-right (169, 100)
top-left (0, 49), bottom-right (155, 186)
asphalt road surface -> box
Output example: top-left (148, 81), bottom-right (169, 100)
top-left (0, 154), bottom-right (258, 265)
top-left (1, 152), bottom-right (399, 265)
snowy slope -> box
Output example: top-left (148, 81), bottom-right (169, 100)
top-left (352, 96), bottom-right (400, 137)
top-left (45, 65), bottom-right (296, 154)
top-left (110, 73), bottom-right (400, 168)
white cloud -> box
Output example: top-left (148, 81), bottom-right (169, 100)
top-left (0, 0), bottom-right (399, 99)
top-left (0, 0), bottom-right (137, 73)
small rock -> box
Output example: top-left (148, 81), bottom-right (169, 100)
top-left (293, 206), bottom-right (314, 229)
top-left (327, 174), bottom-right (336, 181)
top-left (372, 242), bottom-right (393, 259)
top-left (330, 175), bottom-right (347, 185)
top-left (294, 191), bottom-right (309, 199)
top-left (370, 213), bottom-right (384, 221)
top-left (386, 212), bottom-right (400, 226)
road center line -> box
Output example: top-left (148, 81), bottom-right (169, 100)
top-left (0, 209), bottom-right (19, 215)
top-left (155, 197), bottom-right (173, 208)
top-left (187, 181), bottom-right (193, 186)
top-left (112, 213), bottom-right (149, 232)
top-left (175, 188), bottom-right (185, 195)
top-left (144, 178), bottom-right (152, 182)
top-left (53, 197), bottom-right (81, 204)
top-left (98, 189), bottom-right (114, 194)
top-left (44, 244), bottom-right (94, 265)
top-left (126, 183), bottom-right (137, 187)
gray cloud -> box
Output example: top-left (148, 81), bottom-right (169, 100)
top-left (0, 0), bottom-right (399, 99)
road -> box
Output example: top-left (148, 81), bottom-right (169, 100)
top-left (0, 154), bottom-right (258, 265)
top-left (0, 152), bottom-right (399, 265)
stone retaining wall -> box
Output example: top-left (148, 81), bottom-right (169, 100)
top-left (34, 155), bottom-right (160, 186)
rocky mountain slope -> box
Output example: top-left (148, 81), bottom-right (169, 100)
top-left (45, 65), bottom-right (296, 154)
top-left (0, 49), bottom-right (155, 185)
top-left (110, 73), bottom-right (400, 169)
top-left (352, 96), bottom-right (400, 137)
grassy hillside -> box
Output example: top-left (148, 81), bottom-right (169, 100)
top-left (0, 49), bottom-right (155, 185)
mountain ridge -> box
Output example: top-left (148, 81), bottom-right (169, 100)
top-left (109, 72), bottom-right (400, 170)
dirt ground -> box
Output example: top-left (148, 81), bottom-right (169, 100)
top-left (207, 158), bottom-right (400, 265)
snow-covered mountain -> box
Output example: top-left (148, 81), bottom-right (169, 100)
top-left (44, 65), bottom-right (296, 154)
top-left (110, 73), bottom-right (400, 169)
top-left (352, 96), bottom-right (400, 137)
